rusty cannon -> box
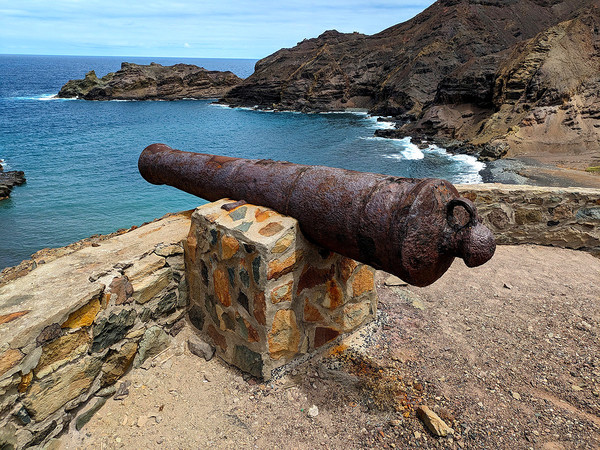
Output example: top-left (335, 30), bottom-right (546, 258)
top-left (139, 143), bottom-right (495, 287)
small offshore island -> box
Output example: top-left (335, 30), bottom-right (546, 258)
top-left (57, 62), bottom-right (242, 101)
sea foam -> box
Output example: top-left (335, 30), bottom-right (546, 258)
top-left (12, 94), bottom-right (76, 101)
top-left (363, 115), bottom-right (396, 130)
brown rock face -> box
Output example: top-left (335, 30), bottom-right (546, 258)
top-left (58, 63), bottom-right (243, 100)
top-left (351, 266), bottom-right (375, 298)
top-left (0, 348), bottom-right (23, 377)
top-left (35, 329), bottom-right (91, 378)
top-left (24, 356), bottom-right (102, 421)
top-left (100, 342), bottom-right (138, 387)
top-left (267, 310), bottom-right (300, 359)
top-left (224, 1), bottom-right (587, 112)
top-left (314, 327), bottom-right (340, 348)
top-left (62, 297), bottom-right (101, 328)
top-left (213, 267), bottom-right (231, 307)
top-left (482, 9), bottom-right (600, 167)
top-left (408, 5), bottom-right (600, 167)
top-left (221, 0), bottom-right (599, 165)
top-left (0, 310), bottom-right (29, 325)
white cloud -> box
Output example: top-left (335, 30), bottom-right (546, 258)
top-left (0, 1), bottom-right (436, 58)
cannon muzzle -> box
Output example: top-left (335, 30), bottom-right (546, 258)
top-left (139, 143), bottom-right (495, 286)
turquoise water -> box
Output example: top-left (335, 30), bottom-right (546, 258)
top-left (0, 55), bottom-right (483, 269)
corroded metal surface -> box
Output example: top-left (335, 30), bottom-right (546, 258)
top-left (139, 143), bottom-right (496, 286)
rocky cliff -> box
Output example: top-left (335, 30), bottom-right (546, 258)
top-left (404, 4), bottom-right (600, 167)
top-left (58, 63), bottom-right (242, 101)
top-left (221, 0), bottom-right (600, 167)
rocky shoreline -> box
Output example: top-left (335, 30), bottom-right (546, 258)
top-left (57, 63), bottom-right (243, 101)
top-left (0, 162), bottom-right (26, 201)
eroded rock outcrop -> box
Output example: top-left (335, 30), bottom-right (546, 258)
top-left (221, 0), bottom-right (600, 166)
top-left (0, 169), bottom-right (26, 201)
top-left (58, 63), bottom-right (242, 101)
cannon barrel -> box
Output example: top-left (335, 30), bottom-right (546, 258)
top-left (139, 143), bottom-right (495, 287)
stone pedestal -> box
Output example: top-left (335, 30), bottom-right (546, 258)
top-left (185, 199), bottom-right (378, 379)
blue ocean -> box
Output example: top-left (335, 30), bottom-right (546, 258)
top-left (0, 54), bottom-right (484, 270)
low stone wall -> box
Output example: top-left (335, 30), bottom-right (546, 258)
top-left (0, 212), bottom-right (191, 449)
top-left (457, 184), bottom-right (600, 257)
top-left (185, 200), bottom-right (378, 380)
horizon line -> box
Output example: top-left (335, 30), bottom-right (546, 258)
top-left (0, 52), bottom-right (260, 61)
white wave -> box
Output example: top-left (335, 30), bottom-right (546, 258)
top-left (423, 144), bottom-right (447, 155)
top-left (383, 149), bottom-right (424, 161)
top-left (362, 115), bottom-right (396, 130)
top-left (12, 94), bottom-right (75, 101)
top-left (360, 136), bottom-right (402, 143)
top-left (210, 104), bottom-right (305, 114)
top-left (210, 105), bottom-right (366, 116)
top-left (209, 103), bottom-right (256, 111)
top-left (209, 103), bottom-right (283, 113)
top-left (379, 136), bottom-right (425, 160)
top-left (418, 144), bottom-right (484, 183)
top-left (376, 121), bottom-right (396, 130)
top-left (373, 120), bottom-right (396, 130)
top-left (400, 145), bottom-right (425, 160)
top-left (318, 110), bottom-right (368, 116)
top-left (375, 136), bottom-right (485, 179)
top-left (37, 94), bottom-right (59, 101)
top-left (450, 154), bottom-right (485, 184)
top-left (382, 154), bottom-right (404, 161)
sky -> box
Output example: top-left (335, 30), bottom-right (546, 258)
top-left (0, 1), bottom-right (436, 59)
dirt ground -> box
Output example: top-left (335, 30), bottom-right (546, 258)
top-left (58, 244), bottom-right (600, 449)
